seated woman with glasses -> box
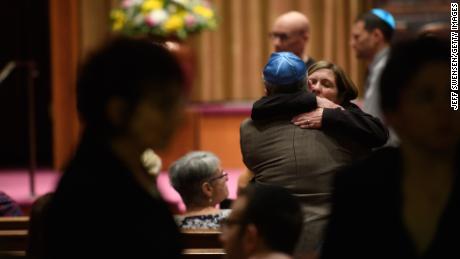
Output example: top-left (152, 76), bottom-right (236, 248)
top-left (169, 151), bottom-right (230, 230)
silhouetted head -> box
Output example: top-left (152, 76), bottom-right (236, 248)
top-left (77, 37), bottom-right (185, 149)
top-left (381, 37), bottom-right (459, 153)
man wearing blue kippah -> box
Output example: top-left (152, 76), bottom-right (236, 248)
top-left (351, 8), bottom-right (399, 147)
top-left (239, 52), bottom-right (374, 257)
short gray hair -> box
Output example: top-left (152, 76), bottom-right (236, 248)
top-left (265, 78), bottom-right (307, 95)
top-left (169, 151), bottom-right (220, 206)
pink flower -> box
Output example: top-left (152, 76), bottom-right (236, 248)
top-left (185, 14), bottom-right (197, 28)
top-left (122, 0), bottom-right (134, 8)
top-left (145, 16), bottom-right (157, 27)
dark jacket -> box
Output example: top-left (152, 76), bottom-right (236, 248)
top-left (44, 132), bottom-right (182, 259)
top-left (240, 90), bottom-right (380, 252)
top-left (321, 147), bottom-right (460, 259)
top-left (251, 91), bottom-right (389, 148)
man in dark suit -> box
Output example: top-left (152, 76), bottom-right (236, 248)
top-left (240, 52), bottom-right (371, 256)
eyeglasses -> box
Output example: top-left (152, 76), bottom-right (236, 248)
top-left (207, 172), bottom-right (228, 182)
top-left (268, 31), bottom-right (303, 42)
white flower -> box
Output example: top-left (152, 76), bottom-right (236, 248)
top-left (146, 9), bottom-right (168, 27)
top-left (141, 149), bottom-right (162, 176)
top-left (133, 13), bottom-right (145, 26)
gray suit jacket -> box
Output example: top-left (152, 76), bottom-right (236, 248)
top-left (240, 118), bottom-right (369, 251)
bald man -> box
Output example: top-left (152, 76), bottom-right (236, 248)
top-left (270, 11), bottom-right (315, 70)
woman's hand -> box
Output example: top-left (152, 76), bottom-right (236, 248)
top-left (291, 108), bottom-right (324, 129)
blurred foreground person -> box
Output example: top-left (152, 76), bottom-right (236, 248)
top-left (321, 37), bottom-right (459, 258)
top-left (220, 185), bottom-right (303, 259)
top-left (44, 37), bottom-right (185, 259)
top-left (27, 193), bottom-right (53, 259)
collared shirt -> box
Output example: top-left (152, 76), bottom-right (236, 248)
top-left (363, 47), bottom-right (389, 118)
top-left (363, 47), bottom-right (399, 147)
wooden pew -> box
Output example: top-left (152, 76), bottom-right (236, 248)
top-left (181, 230), bottom-right (224, 259)
top-left (0, 218), bottom-right (225, 259)
top-left (0, 217), bottom-right (29, 231)
top-left (0, 217), bottom-right (29, 258)
top-left (183, 248), bottom-right (225, 259)
top-left (181, 229), bottom-right (222, 248)
top-left (0, 230), bottom-right (28, 258)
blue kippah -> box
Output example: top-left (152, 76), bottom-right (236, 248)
top-left (371, 8), bottom-right (396, 29)
top-left (263, 52), bottom-right (306, 85)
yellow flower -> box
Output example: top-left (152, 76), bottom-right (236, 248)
top-left (141, 0), bottom-right (162, 13)
top-left (163, 14), bottom-right (184, 32)
top-left (111, 9), bottom-right (126, 31)
top-left (193, 5), bottom-right (213, 19)
top-left (174, 0), bottom-right (190, 5)
top-left (176, 10), bottom-right (187, 18)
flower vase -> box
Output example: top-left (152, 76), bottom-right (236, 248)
top-left (149, 36), bottom-right (196, 94)
top-left (165, 40), bottom-right (195, 94)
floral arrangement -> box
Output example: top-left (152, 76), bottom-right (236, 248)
top-left (111, 0), bottom-right (218, 40)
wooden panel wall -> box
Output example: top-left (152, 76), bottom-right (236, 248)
top-left (157, 107), bottom-right (250, 170)
top-left (50, 0), bottom-right (112, 169)
top-left (156, 109), bottom-right (199, 170)
top-left (198, 114), bottom-right (248, 169)
top-left (49, 0), bottom-right (81, 170)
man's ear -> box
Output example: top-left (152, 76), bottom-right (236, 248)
top-left (371, 28), bottom-right (384, 43)
top-left (201, 181), bottom-right (213, 199)
top-left (301, 31), bottom-right (309, 41)
top-left (106, 97), bottom-right (128, 128)
top-left (242, 224), bottom-right (259, 254)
